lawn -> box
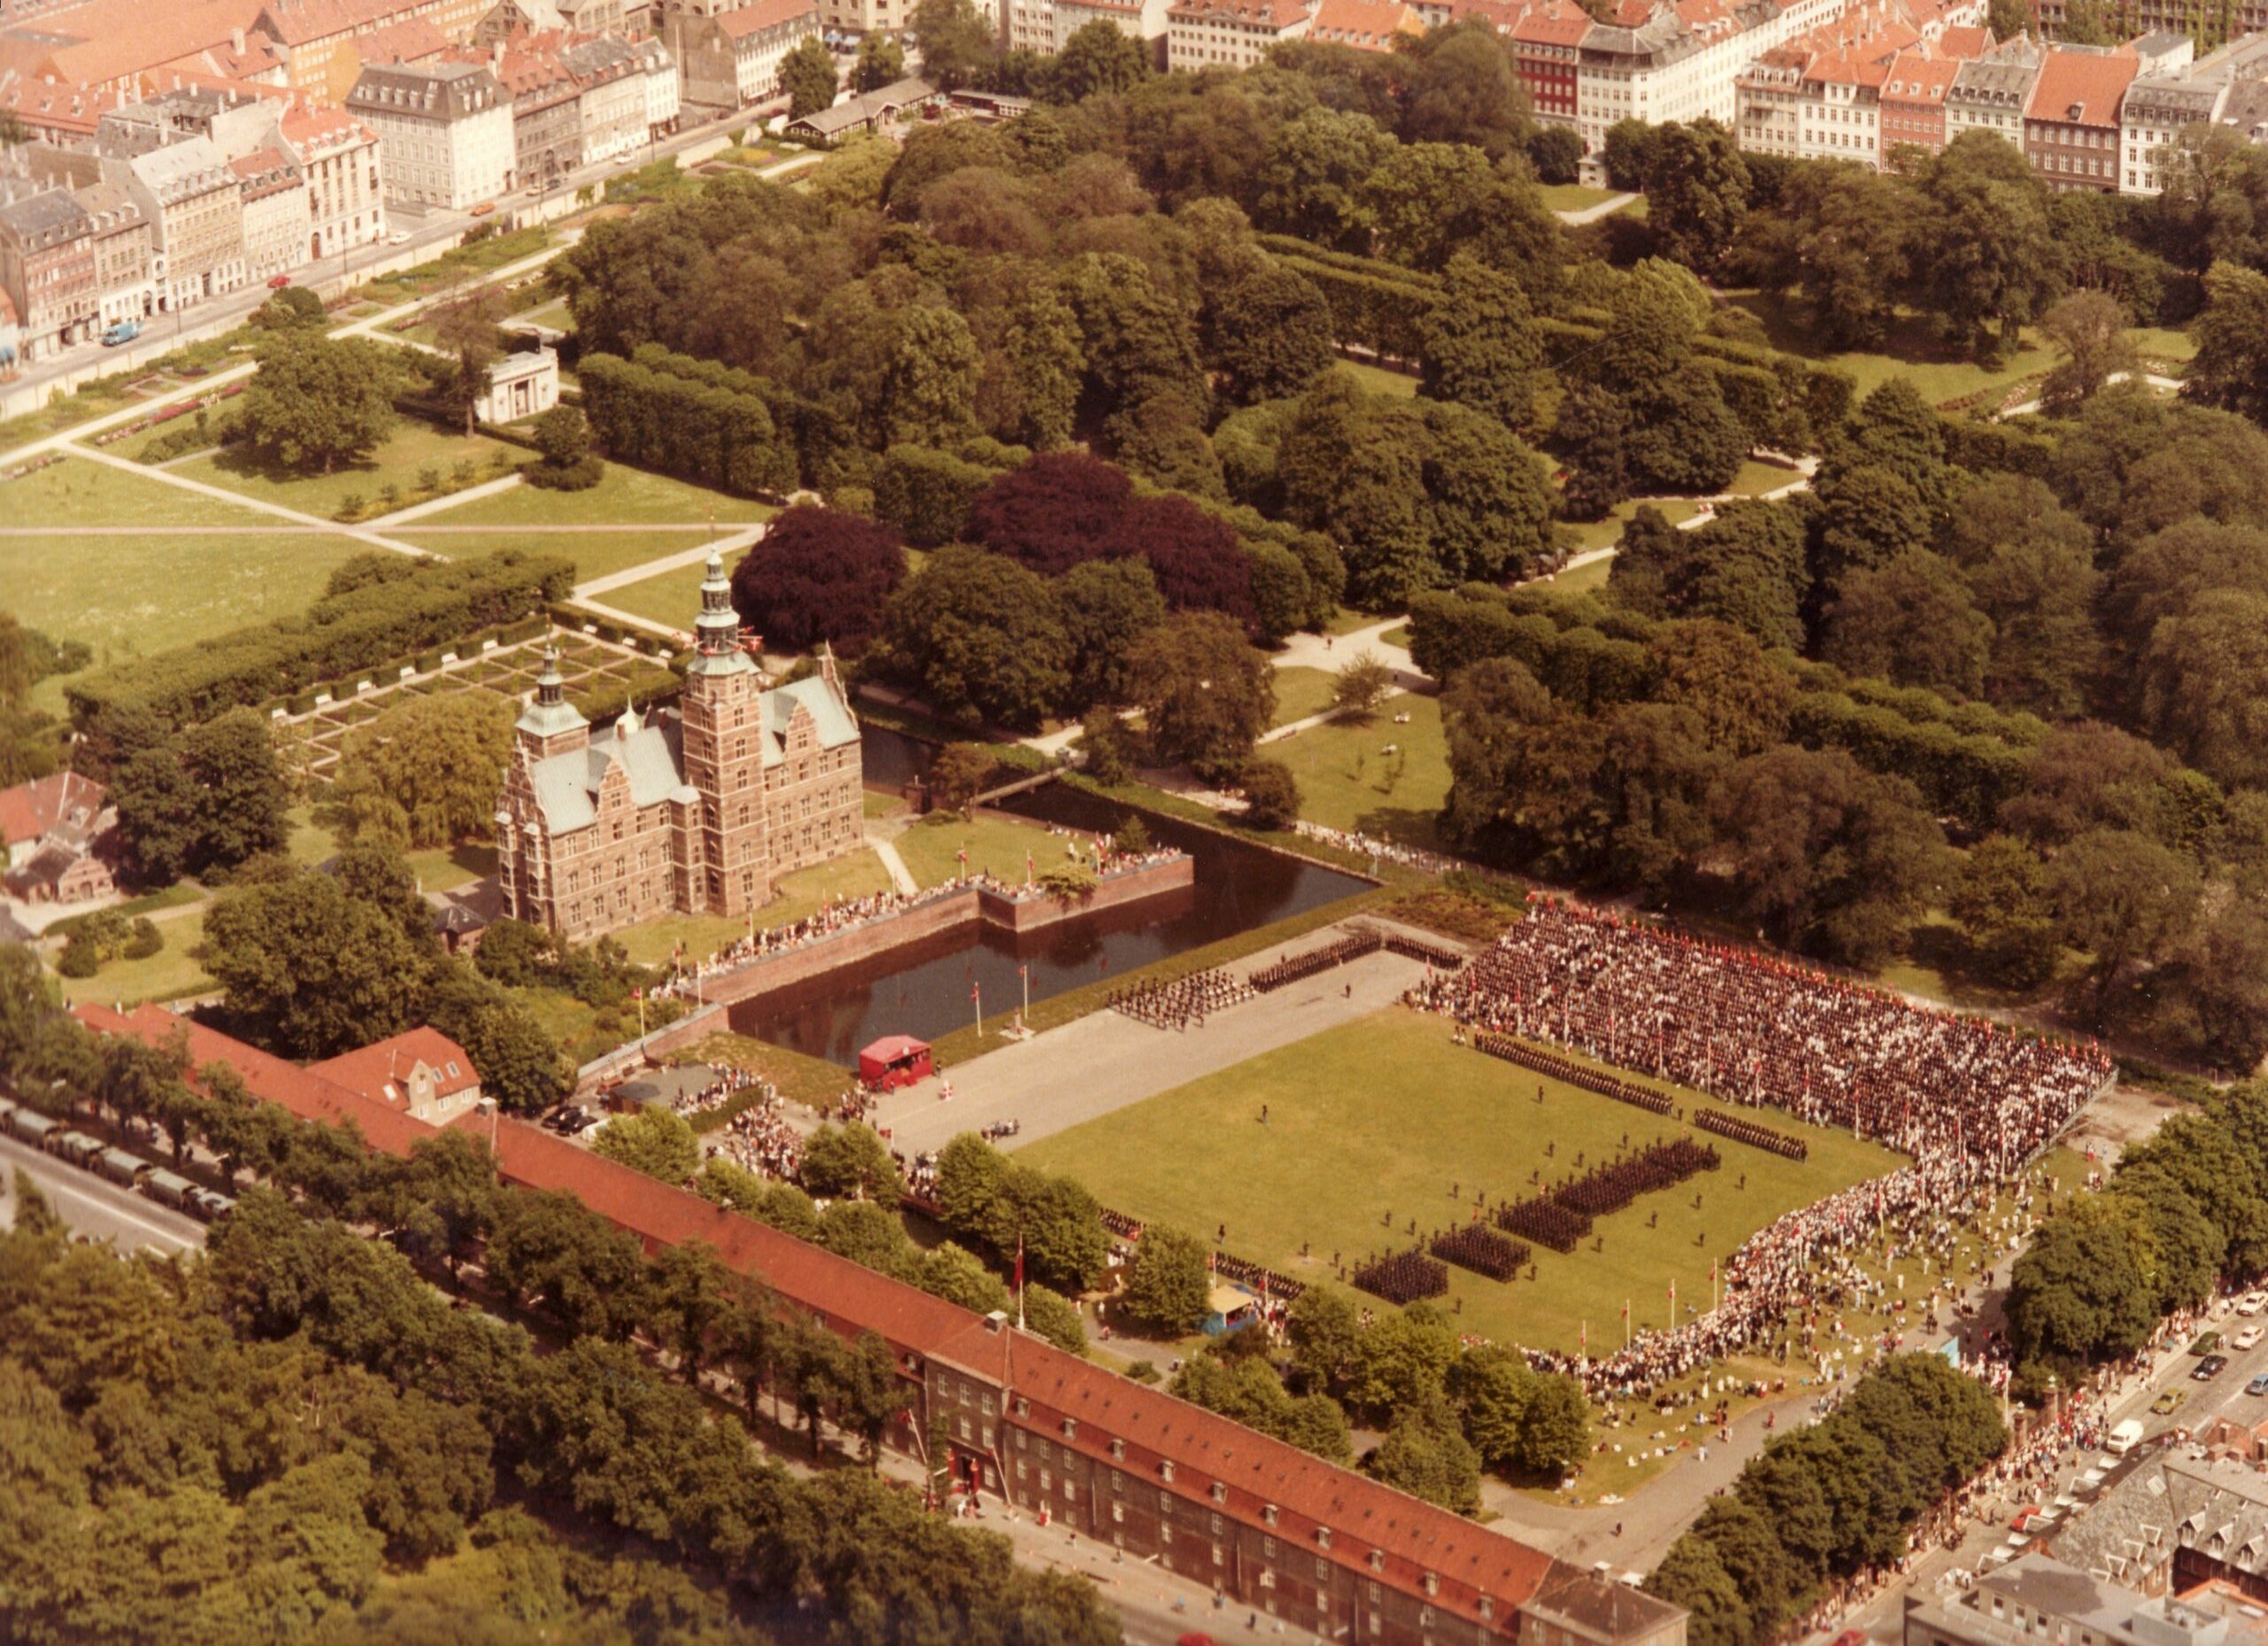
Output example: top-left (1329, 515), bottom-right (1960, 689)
top-left (1726, 458), bottom-right (1800, 498)
top-left (590, 560), bottom-right (712, 632)
top-left (1720, 293), bottom-right (2066, 408)
top-left (1539, 182), bottom-right (1620, 214)
top-left (173, 423), bottom-right (523, 521)
top-left (0, 532), bottom-right (365, 676)
top-left (2, 454), bottom-right (282, 528)
top-left (406, 842), bottom-right (497, 894)
top-left (410, 462), bottom-right (770, 529)
top-left (1020, 1007), bottom-right (1900, 1359)
top-left (1269, 692), bottom-right (1450, 850)
top-left (1271, 664), bottom-right (1340, 727)
top-left (892, 810), bottom-right (1068, 889)
top-left (1340, 360), bottom-right (1420, 398)
top-left (57, 907), bottom-right (214, 1007)
top-left (392, 528), bottom-right (725, 586)
top-left (1557, 498), bottom-right (1701, 555)
top-left (1532, 555), bottom-right (1613, 600)
top-left (610, 848), bottom-right (897, 969)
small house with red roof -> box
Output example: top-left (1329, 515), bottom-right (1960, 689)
top-left (0, 772), bottom-right (117, 906)
top-left (309, 1024), bottom-right (485, 1124)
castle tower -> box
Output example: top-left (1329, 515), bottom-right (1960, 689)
top-left (676, 549), bottom-right (770, 917)
top-left (515, 648), bottom-right (589, 760)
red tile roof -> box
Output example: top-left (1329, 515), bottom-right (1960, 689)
top-left (458, 1106), bottom-right (1570, 1633)
top-left (1884, 47), bottom-right (1953, 101)
top-left (351, 14), bottom-right (450, 63)
top-left (2026, 45), bottom-right (2138, 127)
top-left (1308, 0), bottom-right (1422, 49)
top-left (74, 1003), bottom-right (441, 1161)
top-left (713, 0), bottom-right (819, 35)
top-left (32, 0), bottom-right (268, 89)
top-left (310, 1026), bottom-right (480, 1109)
top-left (1938, 23), bottom-right (1992, 57)
top-left (0, 771), bottom-right (105, 848)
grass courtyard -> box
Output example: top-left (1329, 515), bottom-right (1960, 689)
top-left (593, 559), bottom-right (714, 632)
top-left (1021, 1007), bottom-right (1900, 1359)
top-left (410, 462), bottom-right (769, 530)
top-left (893, 810), bottom-right (1074, 889)
top-left (3, 454), bottom-right (282, 528)
top-left (1270, 692), bottom-right (1450, 849)
top-left (56, 908), bottom-right (214, 1008)
top-left (392, 527), bottom-right (726, 586)
top-left (1270, 664), bottom-right (1340, 726)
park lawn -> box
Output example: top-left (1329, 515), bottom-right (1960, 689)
top-left (894, 810), bottom-right (1068, 889)
top-left (610, 848), bottom-right (897, 968)
top-left (1726, 459), bottom-right (1799, 498)
top-left (1557, 498), bottom-right (1701, 555)
top-left (392, 527), bottom-right (723, 586)
top-left (57, 908), bottom-right (214, 1007)
top-left (406, 841), bottom-right (497, 894)
top-left (1340, 360), bottom-right (1420, 398)
top-left (1720, 293), bottom-right (2070, 408)
top-left (1, 532), bottom-right (365, 675)
top-left (174, 423), bottom-right (523, 520)
top-left (1269, 692), bottom-right (1450, 850)
top-left (1539, 182), bottom-right (1619, 213)
top-left (285, 805), bottom-right (338, 866)
top-left (864, 790), bottom-right (907, 819)
top-left (1021, 1007), bottom-right (1900, 1360)
top-left (594, 560), bottom-right (713, 631)
top-left (1271, 664), bottom-right (1340, 727)
top-left (1382, 625), bottom-right (1410, 650)
top-left (4, 454), bottom-right (284, 528)
top-left (412, 462), bottom-right (771, 529)
top-left (1534, 555), bottom-right (1613, 601)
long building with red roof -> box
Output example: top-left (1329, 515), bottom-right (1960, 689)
top-left (74, 1003), bottom-right (1683, 1646)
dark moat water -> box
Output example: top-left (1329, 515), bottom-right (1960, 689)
top-left (725, 729), bottom-right (1372, 1067)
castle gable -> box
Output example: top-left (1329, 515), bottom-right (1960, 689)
top-left (765, 676), bottom-right (858, 753)
top-left (526, 720), bottom-right (687, 836)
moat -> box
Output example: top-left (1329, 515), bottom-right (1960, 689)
top-left (724, 731), bottom-right (1373, 1068)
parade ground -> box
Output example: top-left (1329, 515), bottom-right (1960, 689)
top-left (1018, 1007), bottom-right (1901, 1357)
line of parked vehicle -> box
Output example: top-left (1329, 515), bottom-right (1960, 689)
top-left (0, 1095), bottom-right (235, 1223)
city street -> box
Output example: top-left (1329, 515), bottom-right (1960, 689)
top-left (0, 1131), bottom-right (206, 1254)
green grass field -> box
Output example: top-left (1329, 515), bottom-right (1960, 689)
top-left (411, 462), bottom-right (769, 529)
top-left (3, 454), bottom-right (283, 528)
top-left (1557, 498), bottom-right (1701, 555)
top-left (1533, 555), bottom-right (1613, 601)
top-left (592, 560), bottom-right (713, 631)
top-left (174, 423), bottom-right (523, 520)
top-left (1270, 692), bottom-right (1449, 849)
top-left (1539, 182), bottom-right (1621, 214)
top-left (610, 848), bottom-right (898, 968)
top-left (1726, 459), bottom-right (1801, 498)
top-left (56, 907), bottom-right (214, 1007)
top-left (392, 528), bottom-right (722, 586)
top-left (1340, 361), bottom-right (1421, 399)
top-left (1, 532), bottom-right (365, 675)
top-left (1720, 293), bottom-right (2062, 408)
top-left (893, 810), bottom-right (1070, 889)
top-left (1021, 1008), bottom-right (1900, 1358)
top-left (1271, 664), bottom-right (1340, 726)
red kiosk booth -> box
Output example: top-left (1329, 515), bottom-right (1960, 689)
top-left (857, 1035), bottom-right (934, 1090)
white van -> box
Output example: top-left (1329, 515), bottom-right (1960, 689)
top-left (2107, 1419), bottom-right (2147, 1456)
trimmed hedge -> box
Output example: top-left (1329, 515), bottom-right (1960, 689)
top-left (580, 346), bottom-right (799, 498)
top-left (67, 551), bottom-right (573, 729)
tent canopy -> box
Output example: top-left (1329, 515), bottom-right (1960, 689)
top-left (858, 1036), bottom-right (933, 1085)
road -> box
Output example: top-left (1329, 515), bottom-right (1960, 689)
top-left (0, 1131), bottom-right (206, 1254)
top-left (0, 98), bottom-right (790, 410)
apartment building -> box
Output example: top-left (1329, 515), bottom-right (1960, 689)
top-left (1163, 0), bottom-right (1311, 70)
top-left (119, 136), bottom-right (248, 307)
top-left (633, 34), bottom-right (680, 136)
top-left (279, 102), bottom-right (387, 262)
top-left (96, 85), bottom-right (280, 157)
top-left (346, 58), bottom-right (514, 208)
top-left (1509, 2), bottom-right (1591, 128)
top-left (664, 0), bottom-right (819, 113)
top-left (562, 35), bottom-right (646, 163)
top-left (230, 144), bottom-right (308, 278)
top-left (1307, 0), bottom-right (1423, 50)
top-left (484, 35), bottom-right (582, 188)
top-left (256, 0), bottom-right (491, 103)
top-left (74, 179), bottom-right (153, 326)
top-left (2023, 45), bottom-right (2140, 192)
top-left (0, 184), bottom-right (96, 361)
top-left (1878, 46), bottom-right (1954, 158)
top-left (1943, 34), bottom-right (2037, 144)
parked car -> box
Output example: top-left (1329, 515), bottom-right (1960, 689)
top-left (100, 318), bottom-right (141, 346)
top-left (2154, 1389), bottom-right (2187, 1415)
top-left (387, 229), bottom-right (410, 245)
top-left (2241, 1292), bottom-right (2268, 1316)
top-left (2247, 1373), bottom-right (2268, 1397)
top-left (266, 273), bottom-right (292, 289)
top-left (2236, 1324), bottom-right (2264, 1350)
top-left (2195, 1354), bottom-right (2230, 1381)
top-left (2193, 1330), bottom-right (2224, 1355)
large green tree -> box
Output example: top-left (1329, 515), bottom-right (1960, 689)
top-left (238, 332), bottom-right (399, 473)
top-left (1124, 610), bottom-right (1276, 778)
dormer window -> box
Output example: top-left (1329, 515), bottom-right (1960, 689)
top-left (1109, 1439), bottom-right (1125, 1462)
top-left (1316, 1527), bottom-right (1332, 1550)
top-left (1210, 1483), bottom-right (1227, 1505)
top-left (1161, 1461), bottom-right (1175, 1483)
top-left (1014, 1398), bottom-right (1029, 1419)
top-left (1425, 1572), bottom-right (1440, 1596)
top-left (1369, 1550), bottom-right (1386, 1572)
top-left (1062, 1419), bottom-right (1076, 1440)
top-left (1263, 1504), bottom-right (1278, 1528)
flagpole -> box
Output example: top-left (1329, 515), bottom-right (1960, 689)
top-left (1016, 1234), bottom-right (1026, 1331)
top-left (1021, 962), bottom-right (1029, 1021)
top-left (974, 981), bottom-right (983, 1039)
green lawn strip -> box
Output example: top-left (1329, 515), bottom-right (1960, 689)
top-left (1539, 182), bottom-right (1619, 213)
top-left (392, 528), bottom-right (719, 586)
top-left (1339, 360), bottom-right (1420, 398)
top-left (1382, 625), bottom-right (1410, 649)
top-left (1557, 498), bottom-right (1701, 555)
top-left (594, 560), bottom-right (712, 630)
top-left (863, 790), bottom-right (908, 820)
top-left (1019, 1006), bottom-right (1899, 1360)
top-left (1726, 458), bottom-right (1800, 497)
top-left (609, 848), bottom-right (898, 969)
top-left (57, 907), bottom-right (214, 1006)
top-left (1269, 693), bottom-right (1451, 850)
top-left (1270, 664), bottom-right (1340, 727)
top-left (355, 227), bottom-right (550, 302)
top-left (173, 423), bottom-right (524, 520)
top-left (1, 532), bottom-right (364, 672)
top-left (286, 806), bottom-right (338, 866)
top-left (406, 842), bottom-right (498, 894)
top-left (411, 462), bottom-right (768, 528)
top-left (1534, 556), bottom-right (1612, 600)
top-left (4, 454), bottom-right (284, 527)
top-left (671, 1032), bottom-right (848, 1127)
top-left (893, 810), bottom-right (1069, 889)
top-left (1719, 292), bottom-right (2076, 408)
top-left (925, 883), bottom-right (1395, 1067)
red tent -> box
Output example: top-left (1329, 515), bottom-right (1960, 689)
top-left (858, 1035), bottom-right (933, 1090)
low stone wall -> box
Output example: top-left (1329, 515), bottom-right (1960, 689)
top-left (978, 854), bottom-right (1195, 934)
